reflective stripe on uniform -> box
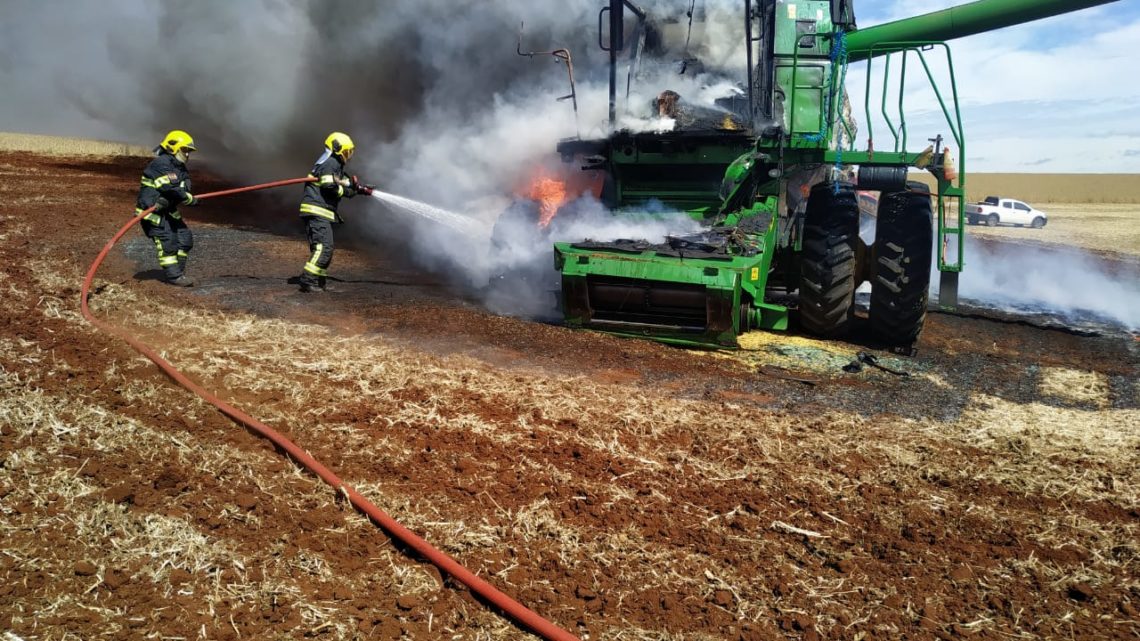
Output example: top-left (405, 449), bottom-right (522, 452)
top-left (153, 239), bottom-right (179, 266)
top-left (317, 174), bottom-right (337, 186)
top-left (154, 175), bottom-right (172, 187)
top-left (299, 203), bottom-right (336, 220)
top-left (135, 208), bottom-right (161, 225)
top-left (303, 243), bottom-right (327, 276)
top-left (140, 178), bottom-right (157, 188)
top-left (168, 210), bottom-right (182, 220)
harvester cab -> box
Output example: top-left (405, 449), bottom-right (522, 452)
top-left (530, 0), bottom-right (1116, 349)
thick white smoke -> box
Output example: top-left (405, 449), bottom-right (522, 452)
top-left (0, 0), bottom-right (613, 174)
top-left (476, 197), bottom-right (703, 319)
top-left (939, 240), bottom-right (1140, 332)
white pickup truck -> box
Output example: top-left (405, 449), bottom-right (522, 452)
top-left (965, 196), bottom-right (1048, 228)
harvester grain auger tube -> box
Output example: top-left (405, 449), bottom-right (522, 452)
top-left (81, 178), bottom-right (583, 641)
top-left (844, 0), bottom-right (1119, 62)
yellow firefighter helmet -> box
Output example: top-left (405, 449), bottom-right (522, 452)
top-left (325, 132), bottom-right (355, 161)
top-left (159, 130), bottom-right (197, 154)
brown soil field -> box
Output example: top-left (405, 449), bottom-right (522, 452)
top-left (1, 150), bottom-right (1138, 641)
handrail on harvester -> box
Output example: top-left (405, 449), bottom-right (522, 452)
top-left (817, 0), bottom-right (1115, 286)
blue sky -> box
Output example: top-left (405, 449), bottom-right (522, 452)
top-left (844, 1), bottom-right (1140, 173)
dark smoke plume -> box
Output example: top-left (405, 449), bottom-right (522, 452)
top-left (1, 1), bottom-right (742, 195)
top-left (2, 1), bottom-right (605, 177)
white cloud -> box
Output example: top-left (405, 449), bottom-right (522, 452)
top-left (844, 7), bottom-right (1140, 172)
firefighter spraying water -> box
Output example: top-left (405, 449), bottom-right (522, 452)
top-left (367, 190), bottom-right (486, 236)
top-left (292, 133), bottom-right (482, 292)
top-left (297, 132), bottom-right (375, 293)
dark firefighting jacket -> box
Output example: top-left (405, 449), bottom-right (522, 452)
top-left (300, 151), bottom-right (357, 223)
top-left (135, 151), bottom-right (194, 224)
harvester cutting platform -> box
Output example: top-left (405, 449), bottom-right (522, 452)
top-left (531, 0), bottom-right (1115, 349)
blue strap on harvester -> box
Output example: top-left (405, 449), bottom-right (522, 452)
top-left (799, 29), bottom-right (850, 194)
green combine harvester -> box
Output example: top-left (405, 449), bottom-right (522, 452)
top-left (542, 0), bottom-right (1114, 349)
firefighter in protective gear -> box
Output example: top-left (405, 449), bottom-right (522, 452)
top-left (135, 130), bottom-right (199, 287)
top-left (298, 132), bottom-right (363, 293)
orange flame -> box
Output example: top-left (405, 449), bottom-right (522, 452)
top-left (530, 176), bottom-right (568, 229)
top-left (515, 162), bottom-right (604, 229)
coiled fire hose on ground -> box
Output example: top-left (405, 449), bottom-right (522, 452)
top-left (80, 177), bottom-right (581, 641)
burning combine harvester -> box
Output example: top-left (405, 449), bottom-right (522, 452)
top-left (505, 0), bottom-right (1115, 349)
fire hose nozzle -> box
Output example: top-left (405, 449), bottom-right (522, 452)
top-left (352, 175), bottom-right (375, 196)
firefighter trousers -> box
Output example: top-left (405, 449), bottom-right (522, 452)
top-left (141, 215), bottom-right (193, 280)
top-left (300, 216), bottom-right (334, 288)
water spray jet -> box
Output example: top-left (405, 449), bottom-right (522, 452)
top-left (368, 190), bottom-right (486, 236)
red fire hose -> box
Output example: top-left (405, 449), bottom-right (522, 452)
top-left (80, 178), bottom-right (581, 641)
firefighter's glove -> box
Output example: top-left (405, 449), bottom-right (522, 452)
top-left (183, 193), bottom-right (198, 206)
top-left (352, 175), bottom-right (374, 196)
top-left (352, 175), bottom-right (370, 196)
top-left (153, 196), bottom-right (170, 211)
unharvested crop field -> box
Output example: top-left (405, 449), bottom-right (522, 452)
top-left (1, 145), bottom-right (1138, 641)
top-left (0, 132), bottom-right (149, 157)
top-left (911, 172), bottom-right (1140, 204)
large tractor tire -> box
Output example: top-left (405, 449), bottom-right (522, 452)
top-left (870, 182), bottom-right (934, 346)
top-left (798, 181), bottom-right (860, 337)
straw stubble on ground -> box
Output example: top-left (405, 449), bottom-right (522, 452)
top-left (0, 150), bottom-right (1138, 641)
